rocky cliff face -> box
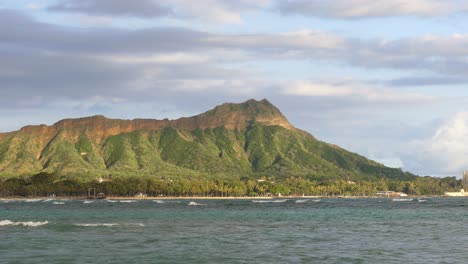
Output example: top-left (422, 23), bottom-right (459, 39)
top-left (8, 99), bottom-right (292, 144)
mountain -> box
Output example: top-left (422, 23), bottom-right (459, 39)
top-left (0, 99), bottom-right (415, 181)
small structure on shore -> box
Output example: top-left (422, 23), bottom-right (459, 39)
top-left (86, 188), bottom-right (106, 199)
top-left (444, 189), bottom-right (468, 197)
top-left (444, 171), bottom-right (468, 197)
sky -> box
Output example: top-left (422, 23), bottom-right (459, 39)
top-left (1, 0), bottom-right (468, 177)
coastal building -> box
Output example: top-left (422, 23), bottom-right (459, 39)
top-left (464, 171), bottom-right (468, 188)
top-left (444, 171), bottom-right (468, 197)
top-left (444, 189), bottom-right (468, 197)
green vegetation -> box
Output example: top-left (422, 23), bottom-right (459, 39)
top-left (0, 172), bottom-right (461, 197)
top-left (0, 99), bottom-right (455, 196)
top-left (0, 121), bottom-right (415, 182)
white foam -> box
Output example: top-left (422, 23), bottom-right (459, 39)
top-left (74, 223), bottom-right (145, 227)
top-left (119, 200), bottom-right (137, 203)
top-left (272, 199), bottom-right (288, 203)
top-left (0, 220), bottom-right (48, 227)
top-left (75, 223), bottom-right (119, 227)
top-left (106, 200), bottom-right (117, 203)
top-left (252, 199), bottom-right (287, 203)
top-left (152, 200), bottom-right (165, 204)
top-left (24, 199), bottom-right (42, 202)
top-left (312, 199), bottom-right (321, 202)
top-left (295, 199), bottom-right (309, 203)
top-left (53, 202), bottom-right (65, 205)
top-left (42, 199), bottom-right (53, 202)
top-left (188, 201), bottom-right (206, 206)
top-left (252, 200), bottom-right (272, 203)
top-left (418, 199), bottom-right (428, 202)
top-left (83, 200), bottom-right (94, 204)
top-left (391, 198), bottom-right (413, 202)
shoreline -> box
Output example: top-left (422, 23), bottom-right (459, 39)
top-left (0, 195), bottom-right (450, 201)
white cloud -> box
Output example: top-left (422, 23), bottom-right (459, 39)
top-left (25, 3), bottom-right (43, 10)
top-left (406, 112), bottom-right (468, 175)
top-left (161, 0), bottom-right (272, 23)
top-left (103, 53), bottom-right (212, 65)
top-left (280, 81), bottom-right (436, 103)
top-left (277, 0), bottom-right (467, 18)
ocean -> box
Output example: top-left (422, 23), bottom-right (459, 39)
top-left (0, 198), bottom-right (467, 264)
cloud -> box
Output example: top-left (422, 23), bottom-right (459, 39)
top-left (280, 81), bottom-right (436, 103)
top-left (4, 8), bottom-right (468, 80)
top-left (277, 0), bottom-right (467, 19)
top-left (48, 0), bottom-right (172, 18)
top-left (47, 0), bottom-right (468, 22)
top-left (206, 29), bottom-right (344, 52)
top-left (405, 112), bottom-right (468, 175)
top-left (386, 76), bottom-right (468, 86)
top-left (48, 0), bottom-right (271, 23)
top-left (1, 9), bottom-right (463, 113)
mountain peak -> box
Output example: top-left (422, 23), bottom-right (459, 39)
top-left (192, 99), bottom-right (293, 130)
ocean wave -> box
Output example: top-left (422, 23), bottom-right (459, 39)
top-left (391, 198), bottom-right (413, 202)
top-left (252, 200), bottom-right (272, 203)
top-left (312, 199), bottom-right (321, 202)
top-left (0, 220), bottom-right (48, 227)
top-left (75, 223), bottom-right (119, 227)
top-left (74, 223), bottom-right (145, 227)
top-left (252, 199), bottom-right (288, 203)
top-left (24, 199), bottom-right (42, 202)
top-left (119, 200), bottom-right (137, 203)
top-left (106, 200), bottom-right (117, 203)
top-left (295, 199), bottom-right (309, 203)
top-left (418, 199), bottom-right (428, 203)
top-left (83, 200), bottom-right (94, 204)
top-left (188, 201), bottom-right (206, 206)
top-left (272, 199), bottom-right (288, 203)
top-left (152, 200), bottom-right (165, 204)
top-left (53, 202), bottom-right (65, 205)
top-left (42, 199), bottom-right (54, 202)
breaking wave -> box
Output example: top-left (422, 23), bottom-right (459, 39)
top-left (74, 223), bottom-right (144, 227)
top-left (83, 200), bottom-right (94, 204)
top-left (0, 220), bottom-right (49, 227)
top-left (188, 201), bottom-right (206, 206)
top-left (152, 200), bottom-right (165, 204)
top-left (295, 199), bottom-right (309, 203)
top-left (24, 199), bottom-right (42, 203)
top-left (252, 199), bottom-right (288, 203)
top-left (119, 200), bottom-right (137, 203)
top-left (75, 223), bottom-right (119, 227)
top-left (53, 202), bottom-right (65, 205)
top-left (392, 198), bottom-right (413, 202)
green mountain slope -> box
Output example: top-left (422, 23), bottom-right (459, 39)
top-left (0, 99), bottom-right (415, 181)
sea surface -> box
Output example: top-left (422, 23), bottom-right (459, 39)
top-left (0, 198), bottom-right (467, 264)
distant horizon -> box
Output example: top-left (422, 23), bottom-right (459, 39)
top-left (2, 0), bottom-right (468, 176)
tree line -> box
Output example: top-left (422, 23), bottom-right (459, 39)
top-left (0, 172), bottom-right (462, 197)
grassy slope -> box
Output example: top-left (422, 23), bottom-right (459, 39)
top-left (0, 122), bottom-right (415, 181)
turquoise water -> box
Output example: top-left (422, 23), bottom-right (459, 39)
top-left (1, 198), bottom-right (467, 264)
